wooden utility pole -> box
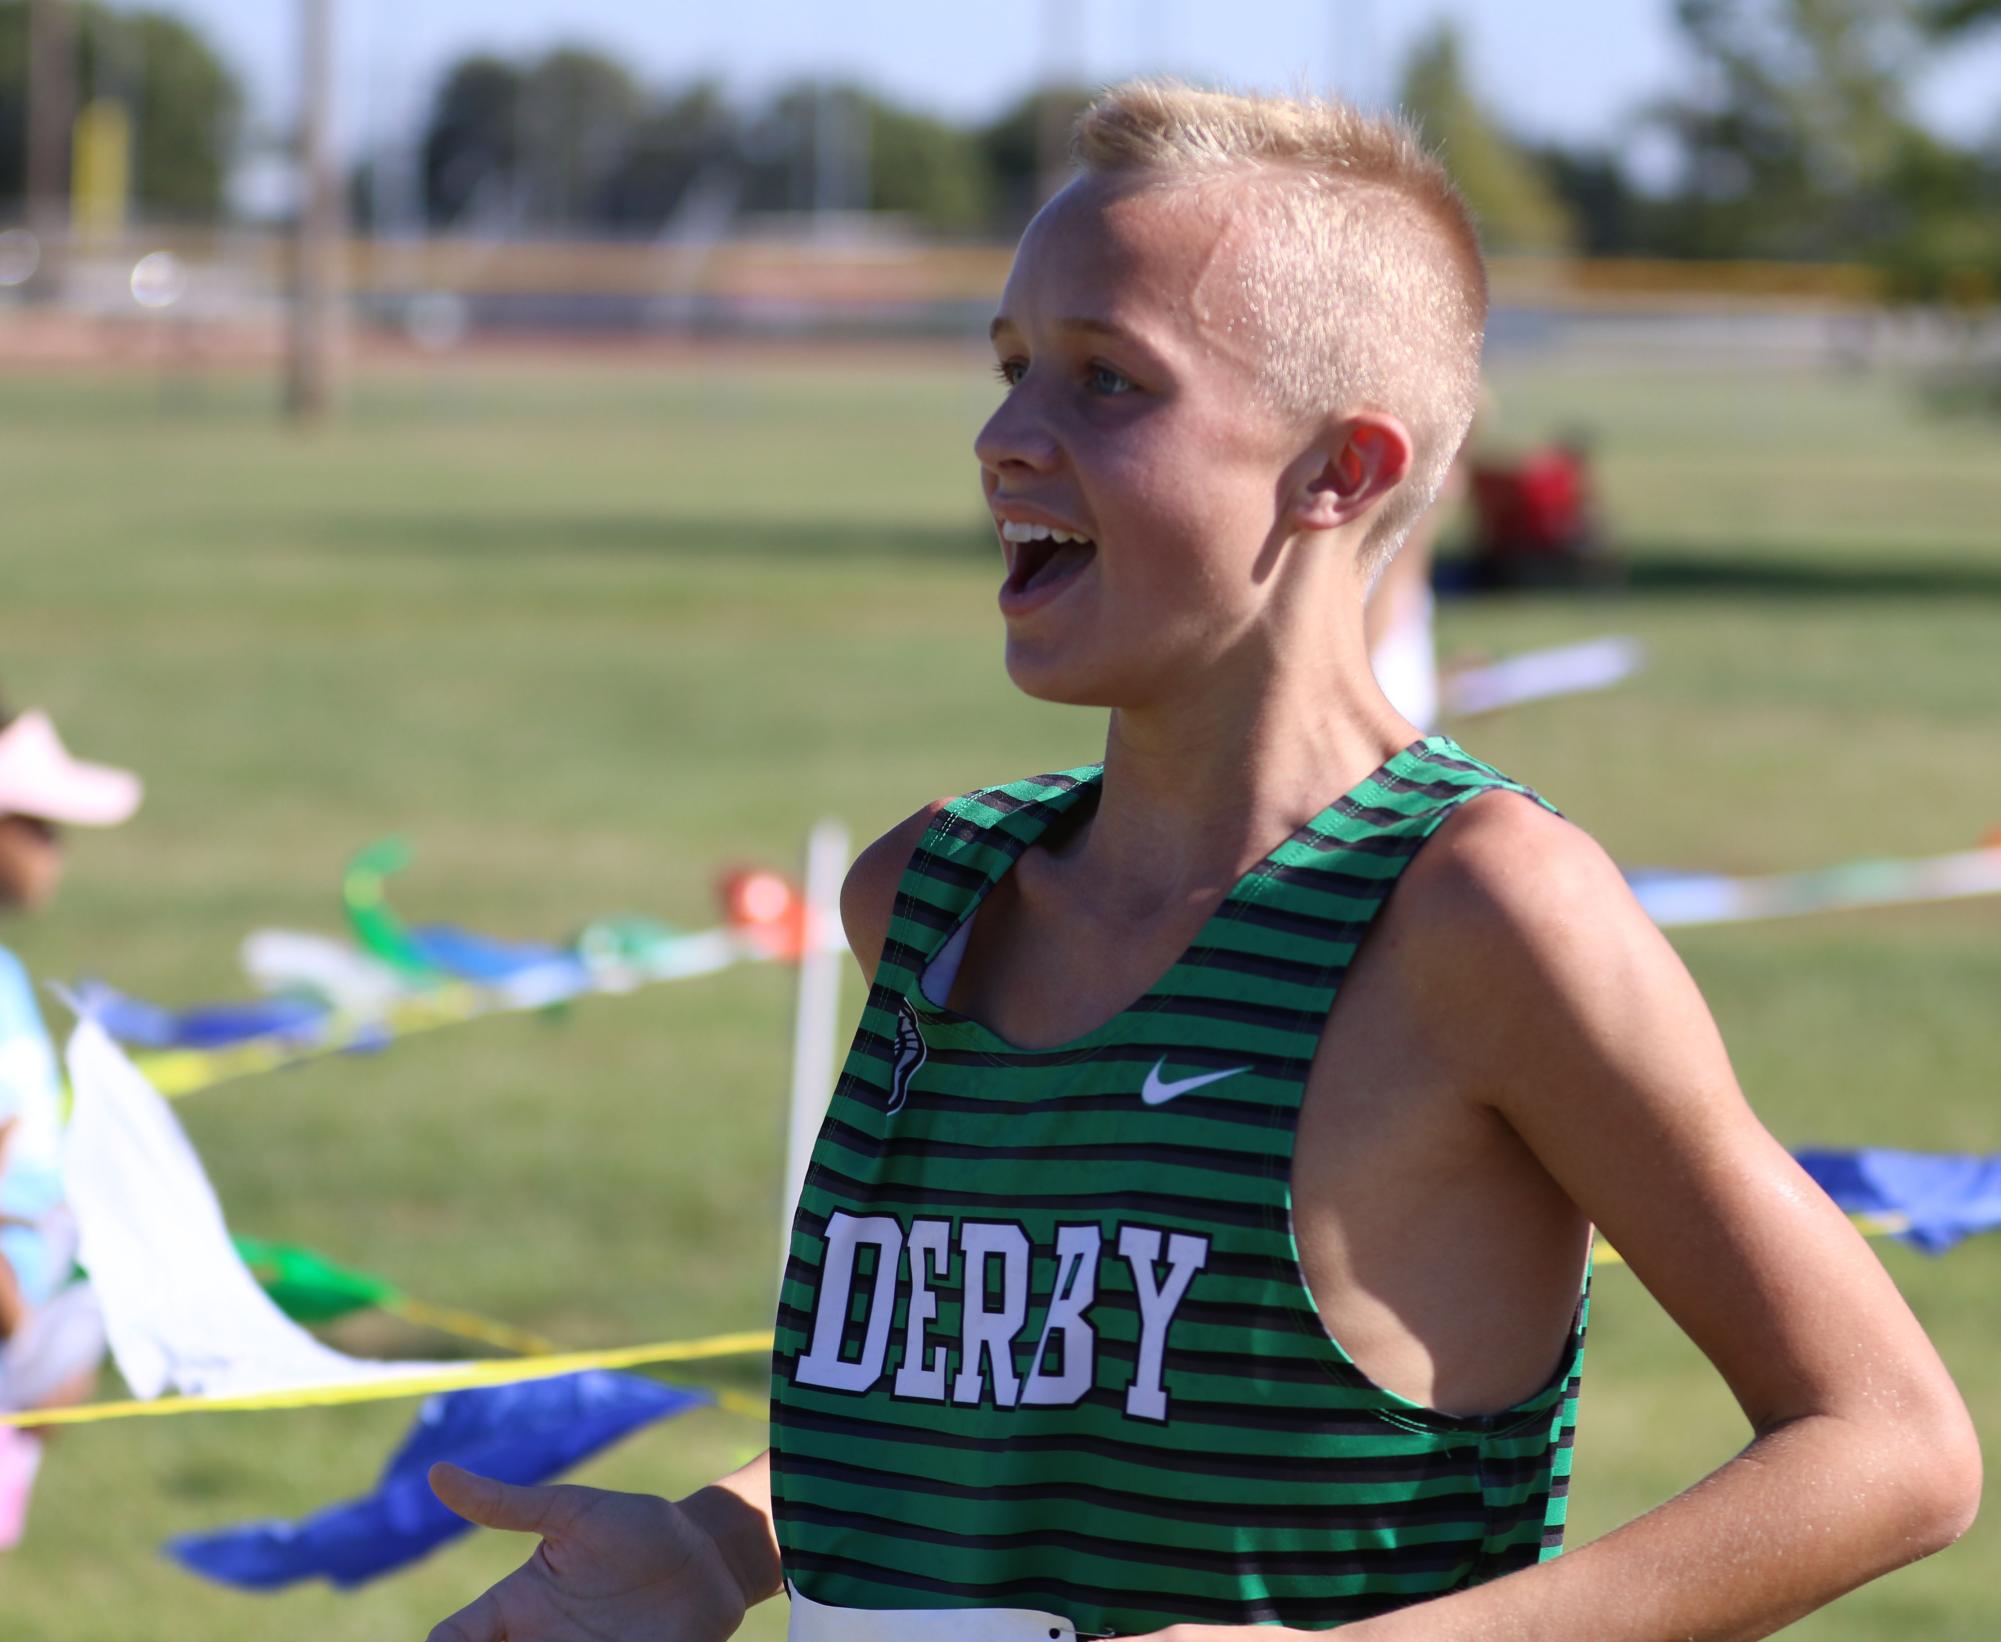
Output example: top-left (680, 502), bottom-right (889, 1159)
top-left (25, 0), bottom-right (77, 244)
top-left (287, 0), bottom-right (341, 424)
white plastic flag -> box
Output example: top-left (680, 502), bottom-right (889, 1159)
top-left (61, 1016), bottom-right (442, 1401)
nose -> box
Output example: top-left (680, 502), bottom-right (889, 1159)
top-left (973, 378), bottom-right (1061, 478)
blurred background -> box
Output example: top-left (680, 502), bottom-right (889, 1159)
top-left (0, 2), bottom-right (1997, 1637)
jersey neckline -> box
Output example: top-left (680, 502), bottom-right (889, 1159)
top-left (911, 734), bottom-right (1459, 1060)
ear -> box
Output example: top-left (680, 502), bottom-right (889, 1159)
top-left (1292, 416), bottom-right (1414, 534)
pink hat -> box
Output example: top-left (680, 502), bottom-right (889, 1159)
top-left (0, 710), bottom-right (142, 827)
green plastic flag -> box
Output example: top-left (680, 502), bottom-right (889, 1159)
top-left (232, 1237), bottom-right (558, 1353)
top-left (342, 839), bottom-right (441, 979)
top-left (233, 1236), bottom-right (400, 1323)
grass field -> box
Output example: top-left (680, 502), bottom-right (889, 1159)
top-left (0, 340), bottom-right (1995, 1639)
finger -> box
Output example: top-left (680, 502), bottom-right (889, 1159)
top-left (430, 1463), bottom-right (564, 1535)
top-left (426, 1582), bottom-right (509, 1642)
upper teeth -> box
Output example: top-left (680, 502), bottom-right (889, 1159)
top-left (1000, 520), bottom-right (1089, 544)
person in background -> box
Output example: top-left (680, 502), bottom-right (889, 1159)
top-left (0, 704), bottom-right (142, 1547)
top-left (1363, 449), bottom-right (1467, 731)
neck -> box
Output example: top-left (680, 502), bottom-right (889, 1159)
top-left (1074, 595), bottom-right (1418, 911)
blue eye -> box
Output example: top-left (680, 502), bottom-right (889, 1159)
top-left (1088, 363), bottom-right (1134, 396)
top-left (993, 358), bottom-right (1026, 388)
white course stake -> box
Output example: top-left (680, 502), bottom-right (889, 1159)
top-left (780, 819), bottom-right (852, 1284)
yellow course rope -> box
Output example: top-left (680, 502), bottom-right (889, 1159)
top-left (137, 986), bottom-right (492, 1099)
top-left (379, 1296), bottom-right (565, 1358)
top-left (374, 1299), bottom-right (765, 1419)
top-left (0, 1328), bottom-right (776, 1429)
top-left (381, 1303), bottom-right (766, 1419)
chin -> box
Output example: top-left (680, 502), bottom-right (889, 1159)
top-left (1002, 636), bottom-right (1138, 709)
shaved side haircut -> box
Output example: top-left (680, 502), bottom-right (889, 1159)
top-left (1074, 81), bottom-right (1487, 571)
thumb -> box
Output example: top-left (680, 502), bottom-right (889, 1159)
top-left (430, 1463), bottom-right (567, 1536)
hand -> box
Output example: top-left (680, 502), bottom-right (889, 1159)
top-left (427, 1463), bottom-right (753, 1641)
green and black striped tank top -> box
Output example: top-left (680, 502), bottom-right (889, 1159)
top-left (771, 736), bottom-right (1590, 1635)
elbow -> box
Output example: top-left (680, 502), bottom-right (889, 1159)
top-left (1923, 1425), bottom-right (1982, 1555)
top-left (1896, 1400), bottom-right (1983, 1559)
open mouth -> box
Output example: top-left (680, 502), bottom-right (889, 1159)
top-left (1002, 523), bottom-right (1097, 600)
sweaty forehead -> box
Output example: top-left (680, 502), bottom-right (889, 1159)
top-left (1000, 173), bottom-right (1263, 356)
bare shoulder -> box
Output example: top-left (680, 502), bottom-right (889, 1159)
top-left (840, 798), bottom-right (955, 984)
top-left (1395, 786), bottom-right (1646, 956)
top-left (1386, 788), bottom-right (1690, 1086)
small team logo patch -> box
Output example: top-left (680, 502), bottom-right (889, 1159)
top-left (888, 1001), bottom-right (927, 1114)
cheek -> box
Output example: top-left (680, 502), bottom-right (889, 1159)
top-left (1100, 446), bottom-right (1271, 601)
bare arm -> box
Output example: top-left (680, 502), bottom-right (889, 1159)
top-left (1143, 798), bottom-right (1979, 1642)
top-left (676, 1450), bottom-right (784, 1606)
top-left (838, 799), bottom-right (951, 985)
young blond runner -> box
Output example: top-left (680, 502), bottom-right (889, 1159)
top-left (428, 84), bottom-right (1978, 1641)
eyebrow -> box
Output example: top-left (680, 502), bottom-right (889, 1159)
top-left (987, 315), bottom-right (1151, 349)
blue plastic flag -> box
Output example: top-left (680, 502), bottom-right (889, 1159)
top-left (166, 1371), bottom-right (707, 1589)
top-left (411, 924), bottom-right (591, 992)
top-left (1796, 1149), bottom-right (2001, 1254)
top-left (73, 978), bottom-right (329, 1051)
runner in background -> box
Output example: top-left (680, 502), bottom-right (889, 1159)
top-left (1364, 447), bottom-right (1466, 731)
top-left (0, 703), bottom-right (142, 1547)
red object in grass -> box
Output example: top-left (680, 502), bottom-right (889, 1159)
top-left (1470, 446), bottom-right (1592, 558)
top-left (720, 866), bottom-right (811, 959)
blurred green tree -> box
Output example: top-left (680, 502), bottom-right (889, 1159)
top-left (599, 79), bottom-right (740, 231)
top-left (418, 54), bottom-right (523, 228)
top-left (0, 0), bottom-right (241, 221)
top-left (422, 60), bottom-right (990, 237)
top-left (517, 48), bottom-right (648, 227)
top-left (1397, 23), bottom-right (1578, 254)
top-left (865, 95), bottom-right (989, 233)
top-left (0, 4), bottom-right (30, 208)
top-left (1863, 128), bottom-right (2001, 315)
top-left (1524, 143), bottom-right (1656, 257)
top-left (420, 46), bottom-right (652, 231)
top-left (121, 7), bottom-right (240, 218)
top-left (1647, 0), bottom-right (1999, 301)
top-left (1648, 0), bottom-right (1921, 259)
top-left (1924, 0), bottom-right (2001, 28)
top-left (976, 85), bottom-right (1095, 230)
top-left (742, 83), bottom-right (990, 233)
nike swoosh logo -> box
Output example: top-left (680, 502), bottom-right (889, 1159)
top-left (1140, 1059), bottom-right (1252, 1105)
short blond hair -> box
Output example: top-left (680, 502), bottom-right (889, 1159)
top-left (1074, 81), bottom-right (1486, 570)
